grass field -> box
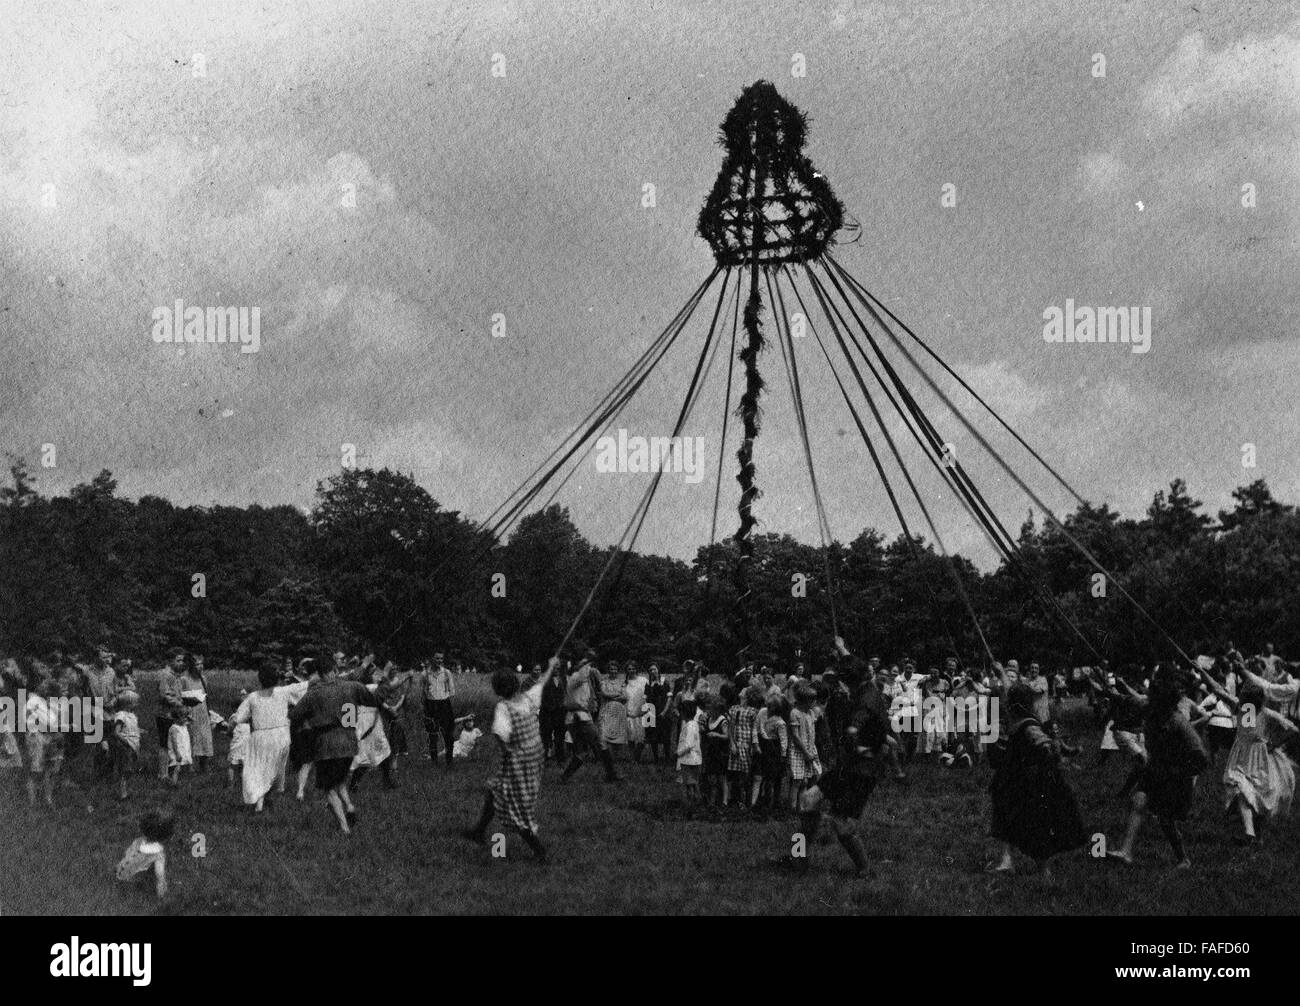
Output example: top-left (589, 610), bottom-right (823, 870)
top-left (2, 671), bottom-right (1297, 915)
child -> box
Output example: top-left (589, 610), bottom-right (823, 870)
top-left (756, 694), bottom-right (789, 815)
top-left (701, 694), bottom-right (730, 809)
top-left (1219, 680), bottom-right (1296, 844)
top-left (166, 708), bottom-right (192, 786)
top-left (787, 684), bottom-right (821, 812)
top-left (116, 808), bottom-right (174, 900)
top-left (227, 690), bottom-right (250, 789)
top-left (788, 670), bottom-right (890, 876)
top-left (675, 698), bottom-right (702, 816)
top-left (730, 686), bottom-right (763, 810)
top-left (452, 714), bottom-right (482, 759)
top-left (111, 691), bottom-right (142, 801)
top-left (1108, 676), bottom-right (1207, 869)
top-left (1198, 668), bottom-right (1238, 765)
top-left (813, 682), bottom-right (836, 770)
top-left (921, 671), bottom-right (950, 760)
top-left (25, 677), bottom-right (65, 809)
top-left (464, 660), bottom-right (557, 861)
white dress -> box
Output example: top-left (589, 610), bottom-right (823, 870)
top-left (1223, 708), bottom-right (1296, 819)
top-left (351, 684), bottom-right (392, 770)
top-left (228, 722), bottom-right (250, 766)
top-left (232, 687), bottom-right (295, 805)
top-left (168, 723), bottom-right (193, 768)
top-left (625, 676), bottom-right (647, 744)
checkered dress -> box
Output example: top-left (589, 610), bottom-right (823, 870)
top-left (728, 704), bottom-right (758, 773)
top-left (788, 707), bottom-right (821, 781)
top-left (489, 695), bottom-right (545, 832)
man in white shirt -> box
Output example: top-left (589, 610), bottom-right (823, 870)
top-left (422, 652), bottom-right (457, 766)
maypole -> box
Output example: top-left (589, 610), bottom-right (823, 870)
top-left (697, 80), bottom-right (844, 668)
top-left (734, 230), bottom-right (763, 662)
top-left (470, 78), bottom-right (1188, 674)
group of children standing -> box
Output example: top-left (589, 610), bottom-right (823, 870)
top-left (673, 667), bottom-right (843, 818)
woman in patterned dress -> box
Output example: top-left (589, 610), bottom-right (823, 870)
top-left (598, 661), bottom-right (629, 754)
top-left (179, 652), bottom-right (214, 772)
top-left (728, 686), bottom-right (763, 809)
top-left (464, 657), bottom-right (559, 861)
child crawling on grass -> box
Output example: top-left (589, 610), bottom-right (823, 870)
top-left (116, 808), bottom-right (174, 900)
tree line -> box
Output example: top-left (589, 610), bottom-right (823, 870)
top-left (2, 457), bottom-right (1297, 672)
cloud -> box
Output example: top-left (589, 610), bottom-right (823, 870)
top-left (952, 359), bottom-right (1048, 425)
top-left (1071, 23), bottom-right (1300, 356)
top-left (1141, 29), bottom-right (1300, 130)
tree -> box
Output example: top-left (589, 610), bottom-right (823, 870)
top-left (1218, 479), bottom-right (1292, 533)
top-left (235, 577), bottom-right (354, 664)
top-left (1141, 478), bottom-right (1211, 554)
top-left (309, 467), bottom-right (496, 662)
top-left (495, 505), bottom-right (598, 665)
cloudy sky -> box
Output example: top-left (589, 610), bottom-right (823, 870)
top-left (2, 0), bottom-right (1297, 568)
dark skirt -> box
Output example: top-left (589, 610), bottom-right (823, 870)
top-left (702, 738), bottom-right (729, 775)
top-left (759, 737), bottom-right (785, 781)
top-left (990, 761), bottom-right (1088, 860)
top-left (382, 712), bottom-right (408, 757)
top-left (1206, 724), bottom-right (1236, 753)
top-left (1136, 767), bottom-right (1197, 820)
top-left (821, 766), bottom-right (876, 819)
top-left (315, 756), bottom-right (351, 790)
top-left (290, 726), bottom-right (317, 769)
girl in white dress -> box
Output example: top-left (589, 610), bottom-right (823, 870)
top-left (625, 664), bottom-right (648, 763)
top-left (227, 689), bottom-right (250, 789)
top-left (1209, 673), bottom-right (1298, 844)
top-left (231, 664), bottom-right (300, 812)
top-left (349, 680), bottom-right (392, 786)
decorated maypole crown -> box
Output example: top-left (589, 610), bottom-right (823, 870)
top-left (697, 80), bottom-right (844, 266)
top-left (697, 81), bottom-right (843, 663)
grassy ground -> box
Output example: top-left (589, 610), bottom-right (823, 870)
top-left (1, 672), bottom-right (1296, 915)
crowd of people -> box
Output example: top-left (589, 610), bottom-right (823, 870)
top-left (2, 635), bottom-right (1297, 896)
